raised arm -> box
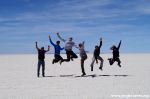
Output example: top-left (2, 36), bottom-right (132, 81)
top-left (49, 35), bottom-right (55, 46)
top-left (99, 37), bottom-right (102, 48)
top-left (56, 32), bottom-right (66, 42)
top-left (35, 42), bottom-right (39, 50)
top-left (117, 40), bottom-right (122, 49)
top-left (46, 45), bottom-right (50, 52)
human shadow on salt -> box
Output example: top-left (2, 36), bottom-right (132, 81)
top-left (59, 74), bottom-right (74, 77)
top-left (74, 74), bottom-right (130, 78)
top-left (44, 74), bottom-right (74, 78)
top-left (44, 76), bottom-right (57, 77)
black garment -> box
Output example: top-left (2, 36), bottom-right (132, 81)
top-left (81, 55), bottom-right (87, 75)
top-left (113, 48), bottom-right (120, 59)
top-left (37, 60), bottom-right (45, 77)
top-left (53, 54), bottom-right (64, 63)
top-left (109, 41), bottom-right (122, 67)
top-left (38, 49), bottom-right (46, 61)
top-left (94, 40), bottom-right (102, 61)
top-left (63, 49), bottom-right (78, 62)
top-left (108, 57), bottom-right (121, 67)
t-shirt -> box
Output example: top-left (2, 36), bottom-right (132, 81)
top-left (38, 49), bottom-right (46, 60)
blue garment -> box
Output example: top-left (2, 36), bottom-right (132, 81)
top-left (49, 39), bottom-right (64, 55)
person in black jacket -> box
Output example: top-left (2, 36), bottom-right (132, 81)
top-left (36, 42), bottom-right (50, 77)
top-left (90, 38), bottom-right (104, 71)
top-left (108, 40), bottom-right (122, 67)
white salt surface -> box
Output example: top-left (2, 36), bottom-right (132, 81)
top-left (0, 54), bottom-right (149, 99)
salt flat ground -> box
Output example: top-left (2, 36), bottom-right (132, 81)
top-left (0, 54), bottom-right (149, 99)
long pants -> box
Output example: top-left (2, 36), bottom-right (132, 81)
top-left (90, 55), bottom-right (104, 71)
top-left (109, 57), bottom-right (121, 66)
top-left (53, 54), bottom-right (64, 63)
top-left (81, 55), bottom-right (87, 75)
top-left (63, 49), bottom-right (78, 62)
top-left (37, 60), bottom-right (45, 77)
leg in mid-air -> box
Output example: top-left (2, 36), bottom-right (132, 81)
top-left (53, 54), bottom-right (63, 64)
top-left (90, 56), bottom-right (95, 71)
top-left (63, 50), bottom-right (71, 62)
top-left (116, 58), bottom-right (121, 67)
top-left (108, 58), bottom-right (114, 65)
top-left (70, 50), bottom-right (78, 61)
top-left (97, 56), bottom-right (104, 70)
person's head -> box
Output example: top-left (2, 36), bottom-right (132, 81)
top-left (68, 37), bottom-right (73, 41)
top-left (95, 45), bottom-right (98, 49)
top-left (110, 45), bottom-right (117, 50)
top-left (79, 43), bottom-right (83, 48)
top-left (41, 47), bottom-right (44, 50)
top-left (56, 41), bottom-right (60, 45)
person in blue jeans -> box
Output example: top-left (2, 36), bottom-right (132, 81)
top-left (35, 42), bottom-right (50, 77)
top-left (49, 35), bottom-right (64, 65)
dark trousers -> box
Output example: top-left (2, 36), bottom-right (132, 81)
top-left (109, 57), bottom-right (121, 66)
top-left (63, 49), bottom-right (78, 62)
top-left (37, 60), bottom-right (45, 77)
top-left (81, 55), bottom-right (87, 75)
top-left (53, 54), bottom-right (64, 63)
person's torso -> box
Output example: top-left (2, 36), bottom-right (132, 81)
top-left (65, 41), bottom-right (75, 50)
top-left (54, 45), bottom-right (61, 54)
top-left (113, 49), bottom-right (119, 58)
top-left (38, 50), bottom-right (46, 60)
top-left (79, 47), bottom-right (86, 57)
top-left (94, 47), bottom-right (100, 56)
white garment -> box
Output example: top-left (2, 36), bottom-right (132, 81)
top-left (65, 40), bottom-right (75, 50)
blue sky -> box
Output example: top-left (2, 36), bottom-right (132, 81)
top-left (0, 0), bottom-right (150, 54)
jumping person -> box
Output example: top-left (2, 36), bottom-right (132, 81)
top-left (35, 42), bottom-right (50, 77)
top-left (56, 32), bottom-right (78, 62)
top-left (90, 38), bottom-right (104, 71)
top-left (48, 35), bottom-right (64, 65)
top-left (77, 41), bottom-right (87, 76)
top-left (108, 40), bottom-right (122, 67)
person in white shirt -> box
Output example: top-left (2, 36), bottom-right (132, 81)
top-left (56, 32), bottom-right (78, 62)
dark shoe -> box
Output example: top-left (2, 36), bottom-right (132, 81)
top-left (52, 59), bottom-right (55, 64)
top-left (90, 65), bottom-right (93, 71)
top-left (118, 64), bottom-right (121, 67)
top-left (71, 58), bottom-right (73, 61)
top-left (81, 73), bottom-right (86, 76)
top-left (99, 67), bottom-right (103, 71)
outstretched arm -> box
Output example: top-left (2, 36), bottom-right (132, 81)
top-left (99, 37), bottom-right (102, 48)
top-left (49, 35), bottom-right (55, 46)
top-left (35, 42), bottom-right (39, 50)
top-left (117, 40), bottom-right (122, 49)
top-left (56, 32), bottom-right (66, 42)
